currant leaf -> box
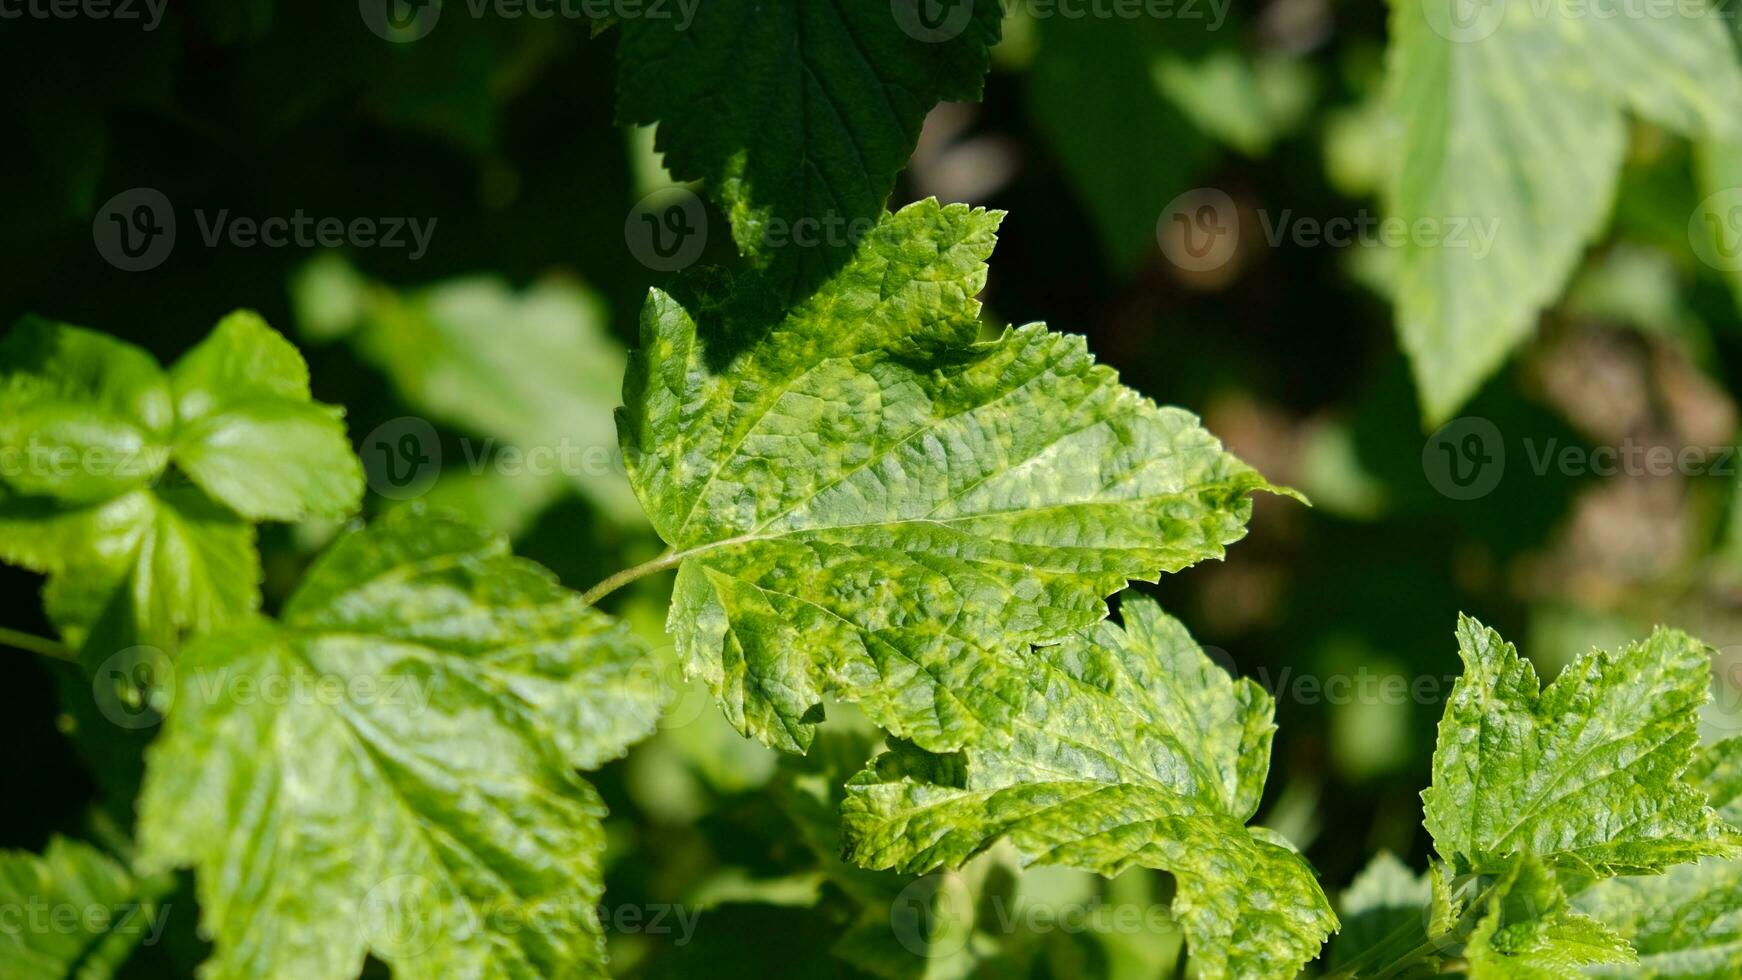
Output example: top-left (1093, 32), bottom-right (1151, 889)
top-left (136, 507), bottom-right (666, 979)
top-left (1385, 0), bottom-right (1742, 421)
top-left (612, 0), bottom-right (1003, 288)
top-left (619, 199), bottom-right (1294, 753)
top-left (1424, 616), bottom-right (1734, 879)
top-left (1574, 737), bottom-right (1742, 979)
top-left (0, 314), bottom-right (360, 652)
top-left (839, 596), bottom-right (1335, 980)
top-left (0, 837), bottom-right (163, 980)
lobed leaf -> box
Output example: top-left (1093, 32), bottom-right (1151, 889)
top-left (619, 199), bottom-right (1293, 753)
top-left (1464, 855), bottom-right (1633, 980)
top-left (840, 596), bottom-right (1335, 980)
top-left (613, 0), bottom-right (1003, 289)
top-left (0, 314), bottom-right (360, 652)
top-left (0, 837), bottom-right (159, 980)
top-left (1423, 616), bottom-right (1733, 878)
top-left (136, 507), bottom-right (667, 979)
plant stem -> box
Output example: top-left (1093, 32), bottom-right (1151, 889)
top-left (1319, 879), bottom-right (1499, 980)
top-left (580, 549), bottom-right (685, 606)
top-left (0, 626), bottom-right (75, 663)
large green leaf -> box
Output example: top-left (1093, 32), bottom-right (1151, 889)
top-left (1385, 0), bottom-right (1742, 421)
top-left (613, 0), bottom-right (1002, 288)
top-left (1423, 617), bottom-right (1734, 878)
top-left (1575, 737), bottom-right (1742, 978)
top-left (0, 315), bottom-right (360, 651)
top-left (619, 200), bottom-right (1293, 753)
top-left (0, 837), bottom-right (164, 980)
top-left (839, 596), bottom-right (1335, 980)
top-left (136, 507), bottom-right (667, 980)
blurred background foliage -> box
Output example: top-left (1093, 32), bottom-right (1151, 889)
top-left (6, 2), bottom-right (1742, 976)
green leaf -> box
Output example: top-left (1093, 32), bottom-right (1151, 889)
top-left (1423, 616), bottom-right (1734, 878)
top-left (168, 310), bottom-right (362, 522)
top-left (619, 200), bottom-right (1293, 753)
top-left (1465, 855), bottom-right (1633, 980)
top-left (1573, 737), bottom-right (1742, 979)
top-left (0, 318), bottom-right (171, 503)
top-left (0, 314), bottom-right (360, 652)
top-left (1028, 17), bottom-right (1212, 275)
top-left (290, 257), bottom-right (643, 523)
top-left (1384, 0), bottom-right (1742, 421)
top-left (1330, 851), bottom-right (1432, 968)
top-left (840, 596), bottom-right (1335, 980)
top-left (0, 486), bottom-right (258, 652)
top-left (0, 837), bottom-right (161, 980)
top-left (136, 507), bottom-right (666, 979)
top-left (613, 0), bottom-right (1002, 287)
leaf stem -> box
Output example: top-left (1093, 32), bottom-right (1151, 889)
top-left (1319, 878), bottom-right (1500, 980)
top-left (581, 549), bottom-right (685, 606)
top-left (0, 626), bottom-right (75, 663)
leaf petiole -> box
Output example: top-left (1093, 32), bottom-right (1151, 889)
top-left (0, 625), bottom-right (75, 663)
top-left (580, 548), bottom-right (683, 606)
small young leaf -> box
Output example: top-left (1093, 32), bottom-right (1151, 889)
top-left (1385, 0), bottom-right (1742, 421)
top-left (840, 596), bottom-right (1335, 980)
top-left (137, 507), bottom-right (666, 979)
top-left (1464, 855), bottom-right (1633, 980)
top-left (1330, 851), bottom-right (1433, 968)
top-left (1424, 617), bottom-right (1733, 878)
top-left (0, 837), bottom-right (159, 980)
top-left (613, 0), bottom-right (1002, 287)
top-left (0, 314), bottom-right (360, 652)
top-left (168, 311), bottom-right (362, 522)
top-left (0, 318), bottom-right (171, 503)
top-left (619, 200), bottom-right (1293, 753)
